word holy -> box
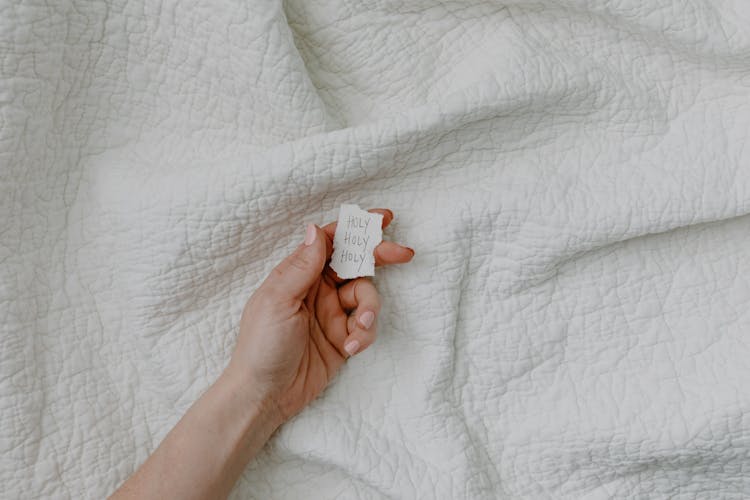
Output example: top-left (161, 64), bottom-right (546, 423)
top-left (343, 231), bottom-right (370, 249)
top-left (346, 215), bottom-right (371, 230)
top-left (338, 248), bottom-right (369, 272)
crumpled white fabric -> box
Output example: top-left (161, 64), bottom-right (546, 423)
top-left (2, 1), bottom-right (750, 498)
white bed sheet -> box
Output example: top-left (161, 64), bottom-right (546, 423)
top-left (3, 1), bottom-right (750, 498)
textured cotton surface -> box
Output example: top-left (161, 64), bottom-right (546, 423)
top-left (3, 1), bottom-right (750, 498)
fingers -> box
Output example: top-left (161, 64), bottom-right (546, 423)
top-left (262, 224), bottom-right (327, 301)
top-left (374, 241), bottom-right (415, 266)
top-left (321, 208), bottom-right (414, 285)
top-left (337, 278), bottom-right (381, 356)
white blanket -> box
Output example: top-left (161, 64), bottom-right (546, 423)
top-left (3, 1), bottom-right (750, 498)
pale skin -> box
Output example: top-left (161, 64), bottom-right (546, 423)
top-left (110, 208), bottom-right (414, 500)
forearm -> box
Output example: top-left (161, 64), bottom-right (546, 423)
top-left (111, 369), bottom-right (282, 500)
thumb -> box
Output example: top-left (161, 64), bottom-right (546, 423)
top-left (265, 223), bottom-right (327, 301)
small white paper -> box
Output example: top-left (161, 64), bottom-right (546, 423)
top-left (330, 204), bottom-right (383, 279)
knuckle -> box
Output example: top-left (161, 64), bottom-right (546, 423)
top-left (287, 251), bottom-right (312, 273)
top-left (361, 328), bottom-right (377, 347)
top-left (250, 286), bottom-right (279, 311)
top-left (357, 277), bottom-right (377, 294)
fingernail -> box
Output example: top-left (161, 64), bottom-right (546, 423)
top-left (304, 223), bottom-right (316, 246)
top-left (359, 311), bottom-right (375, 329)
top-left (405, 246), bottom-right (415, 256)
top-left (344, 339), bottom-right (360, 356)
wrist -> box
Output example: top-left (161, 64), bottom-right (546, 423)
top-left (218, 363), bottom-right (285, 431)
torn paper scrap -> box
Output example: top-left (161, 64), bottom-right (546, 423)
top-left (330, 204), bottom-right (383, 280)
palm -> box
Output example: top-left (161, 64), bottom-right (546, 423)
top-left (276, 274), bottom-right (357, 418)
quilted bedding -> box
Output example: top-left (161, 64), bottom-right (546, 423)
top-left (3, 1), bottom-right (750, 498)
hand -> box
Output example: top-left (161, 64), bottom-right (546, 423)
top-left (111, 209), bottom-right (412, 500)
top-left (226, 209), bottom-right (414, 422)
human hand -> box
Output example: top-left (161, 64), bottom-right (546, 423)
top-left (226, 209), bottom-right (414, 424)
top-left (111, 210), bottom-right (412, 500)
